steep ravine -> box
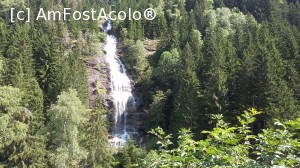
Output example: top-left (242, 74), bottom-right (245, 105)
top-left (85, 34), bottom-right (150, 147)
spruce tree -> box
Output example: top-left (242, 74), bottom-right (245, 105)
top-left (233, 30), bottom-right (258, 112)
top-left (268, 22), bottom-right (300, 100)
top-left (255, 26), bottom-right (299, 122)
top-left (287, 1), bottom-right (300, 27)
top-left (214, 0), bottom-right (225, 8)
top-left (0, 86), bottom-right (46, 167)
top-left (189, 29), bottom-right (204, 76)
top-left (179, 10), bottom-right (190, 47)
top-left (194, 1), bottom-right (204, 31)
top-left (203, 28), bottom-right (229, 115)
top-left (188, 10), bottom-right (197, 31)
top-left (128, 20), bottom-right (136, 40)
top-left (157, 18), bottom-right (180, 54)
top-left (4, 23), bottom-right (44, 118)
top-left (170, 20), bottom-right (180, 50)
top-left (170, 43), bottom-right (201, 133)
top-left (81, 97), bottom-right (114, 167)
top-left (1, 23), bottom-right (47, 167)
top-left (33, 25), bottom-right (70, 107)
top-left (149, 91), bottom-right (168, 129)
top-left (68, 44), bottom-right (88, 105)
top-left (135, 21), bottom-right (144, 41)
top-left (0, 22), bottom-right (8, 58)
top-left (157, 14), bottom-right (168, 38)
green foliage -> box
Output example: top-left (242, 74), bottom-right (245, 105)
top-left (81, 98), bottom-right (114, 167)
top-left (0, 23), bottom-right (47, 167)
top-left (0, 57), bottom-right (4, 83)
top-left (0, 87), bottom-right (28, 159)
top-left (0, 86), bottom-right (46, 167)
top-left (140, 109), bottom-right (300, 167)
top-left (114, 139), bottom-right (147, 168)
top-left (67, 44), bottom-right (88, 105)
top-left (255, 121), bottom-right (300, 167)
top-left (204, 7), bottom-right (257, 37)
top-left (155, 48), bottom-right (180, 86)
top-left (170, 43), bottom-right (201, 133)
top-left (0, 0), bottom-right (300, 166)
top-left (123, 40), bottom-right (148, 81)
top-left (203, 29), bottom-right (229, 114)
top-left (0, 0), bottom-right (24, 11)
top-left (46, 89), bottom-right (87, 167)
top-left (149, 91), bottom-right (168, 129)
top-left (33, 25), bottom-right (69, 107)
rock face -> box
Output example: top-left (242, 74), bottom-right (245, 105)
top-left (143, 38), bottom-right (159, 56)
top-left (84, 45), bottom-right (113, 111)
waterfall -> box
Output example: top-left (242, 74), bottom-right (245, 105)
top-left (104, 35), bottom-right (137, 147)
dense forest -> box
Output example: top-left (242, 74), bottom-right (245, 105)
top-left (0, 0), bottom-right (300, 167)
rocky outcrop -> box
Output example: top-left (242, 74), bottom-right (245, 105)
top-left (143, 38), bottom-right (159, 56)
top-left (84, 45), bottom-right (113, 110)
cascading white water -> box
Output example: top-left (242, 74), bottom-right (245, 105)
top-left (104, 35), bottom-right (136, 147)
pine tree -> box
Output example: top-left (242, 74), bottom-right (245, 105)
top-left (233, 30), bottom-right (258, 112)
top-left (149, 91), bottom-right (168, 129)
top-left (157, 14), bottom-right (168, 38)
top-left (255, 25), bottom-right (299, 122)
top-left (0, 22), bottom-right (8, 58)
top-left (4, 23), bottom-right (44, 118)
top-left (203, 28), bottom-right (229, 115)
top-left (0, 23), bottom-right (47, 167)
top-left (81, 97), bottom-right (113, 167)
top-left (0, 86), bottom-right (46, 167)
top-left (179, 10), bottom-right (190, 48)
top-left (68, 44), bottom-right (88, 105)
top-left (170, 43), bottom-right (201, 133)
top-left (33, 25), bottom-right (70, 107)
top-left (194, 1), bottom-right (204, 31)
top-left (188, 29), bottom-right (204, 75)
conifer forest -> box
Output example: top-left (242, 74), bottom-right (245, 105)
top-left (0, 0), bottom-right (300, 167)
